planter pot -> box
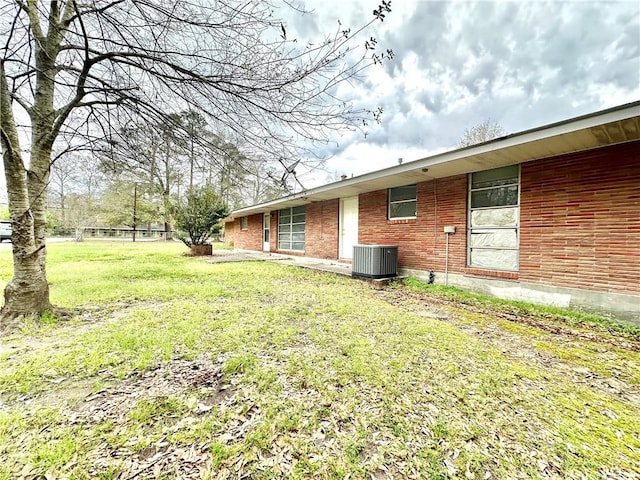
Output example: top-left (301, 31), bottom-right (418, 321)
top-left (191, 244), bottom-right (212, 256)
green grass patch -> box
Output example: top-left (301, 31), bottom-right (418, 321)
top-left (401, 277), bottom-right (640, 338)
top-left (0, 242), bottom-right (638, 478)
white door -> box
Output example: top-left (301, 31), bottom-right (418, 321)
top-left (263, 213), bottom-right (270, 252)
top-left (340, 197), bottom-right (359, 259)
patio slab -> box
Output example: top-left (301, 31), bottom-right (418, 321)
top-left (208, 249), bottom-right (352, 276)
top-left (207, 249), bottom-right (405, 286)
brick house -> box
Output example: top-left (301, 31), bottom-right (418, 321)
top-left (224, 102), bottom-right (640, 321)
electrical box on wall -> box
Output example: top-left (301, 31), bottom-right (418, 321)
top-left (443, 226), bottom-right (456, 234)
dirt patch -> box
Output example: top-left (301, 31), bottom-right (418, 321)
top-left (68, 353), bottom-right (236, 478)
top-left (380, 288), bottom-right (640, 350)
top-left (378, 288), bottom-right (640, 404)
top-left (76, 353), bottom-right (230, 420)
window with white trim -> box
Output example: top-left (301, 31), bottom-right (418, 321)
top-left (278, 206), bottom-right (305, 251)
top-left (389, 184), bottom-right (417, 219)
top-left (240, 216), bottom-right (248, 230)
top-left (468, 165), bottom-right (520, 271)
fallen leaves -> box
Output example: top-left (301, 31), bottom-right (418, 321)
top-left (2, 257), bottom-right (639, 479)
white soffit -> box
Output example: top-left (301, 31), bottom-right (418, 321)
top-left (226, 102), bottom-right (640, 220)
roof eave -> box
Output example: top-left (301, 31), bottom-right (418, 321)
top-left (225, 101), bottom-right (640, 222)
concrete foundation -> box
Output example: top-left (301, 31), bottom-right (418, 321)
top-left (401, 267), bottom-right (640, 325)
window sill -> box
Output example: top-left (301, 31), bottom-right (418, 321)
top-left (387, 218), bottom-right (416, 225)
top-left (464, 268), bottom-right (518, 280)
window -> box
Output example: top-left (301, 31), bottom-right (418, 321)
top-left (389, 184), bottom-right (417, 219)
top-left (240, 216), bottom-right (248, 230)
top-left (278, 206), bottom-right (305, 251)
top-left (468, 165), bottom-right (520, 271)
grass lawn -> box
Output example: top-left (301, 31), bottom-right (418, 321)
top-left (0, 241), bottom-right (638, 479)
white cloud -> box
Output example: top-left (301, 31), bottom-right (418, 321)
top-left (297, 0), bottom-right (640, 189)
top-left (3, 1), bottom-right (638, 201)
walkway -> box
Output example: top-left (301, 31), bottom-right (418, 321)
top-left (208, 249), bottom-right (353, 276)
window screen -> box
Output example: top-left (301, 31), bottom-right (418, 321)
top-left (389, 184), bottom-right (417, 219)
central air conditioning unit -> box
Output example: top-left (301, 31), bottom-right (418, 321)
top-left (352, 245), bottom-right (398, 279)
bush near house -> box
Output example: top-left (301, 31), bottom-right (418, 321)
top-left (171, 186), bottom-right (229, 255)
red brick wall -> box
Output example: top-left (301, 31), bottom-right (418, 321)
top-left (226, 201), bottom-right (340, 257)
top-left (520, 141), bottom-right (640, 295)
top-left (303, 200), bottom-right (340, 259)
top-left (226, 141), bottom-right (639, 297)
top-left (224, 214), bottom-right (263, 251)
top-left (223, 220), bottom-right (235, 246)
top-left (358, 176), bottom-right (468, 273)
top-left (358, 141), bottom-right (640, 295)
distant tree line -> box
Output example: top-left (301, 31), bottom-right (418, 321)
top-left (47, 110), bottom-right (289, 239)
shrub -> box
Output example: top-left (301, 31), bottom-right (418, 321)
top-left (171, 186), bottom-right (229, 247)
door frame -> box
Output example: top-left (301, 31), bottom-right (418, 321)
top-left (339, 196), bottom-right (359, 260)
top-left (263, 212), bottom-right (271, 252)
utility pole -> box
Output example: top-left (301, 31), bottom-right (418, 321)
top-left (132, 183), bottom-right (138, 242)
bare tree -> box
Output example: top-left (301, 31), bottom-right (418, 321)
top-left (49, 153), bottom-right (103, 240)
top-left (0, 0), bottom-right (393, 323)
top-left (49, 152), bottom-right (101, 228)
top-left (49, 155), bottom-right (78, 227)
top-left (103, 118), bottom-right (187, 239)
top-left (98, 180), bottom-right (159, 233)
top-left (458, 119), bottom-right (506, 147)
top-left (241, 158), bottom-right (290, 206)
top-left (64, 192), bottom-right (98, 241)
top-left (180, 110), bottom-right (207, 192)
top-left (181, 121), bottom-right (288, 208)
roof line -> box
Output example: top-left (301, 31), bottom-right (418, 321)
top-left (228, 100), bottom-right (640, 217)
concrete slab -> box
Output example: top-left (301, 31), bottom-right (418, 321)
top-left (208, 249), bottom-right (408, 284)
top-left (208, 249), bottom-right (353, 276)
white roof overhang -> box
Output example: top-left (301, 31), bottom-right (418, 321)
top-left (225, 101), bottom-right (640, 221)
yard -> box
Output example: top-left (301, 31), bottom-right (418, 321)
top-left (0, 242), bottom-right (638, 479)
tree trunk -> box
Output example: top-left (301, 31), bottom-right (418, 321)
top-left (0, 159), bottom-right (54, 321)
top-left (3, 250), bottom-right (52, 319)
top-left (163, 188), bottom-right (172, 240)
top-left (0, 28), bottom-right (57, 325)
top-left (59, 188), bottom-right (66, 227)
top-left (2, 146), bottom-right (54, 322)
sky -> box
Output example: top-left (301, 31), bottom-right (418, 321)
top-left (1, 1), bottom-right (638, 202)
top-left (284, 0), bottom-right (640, 186)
